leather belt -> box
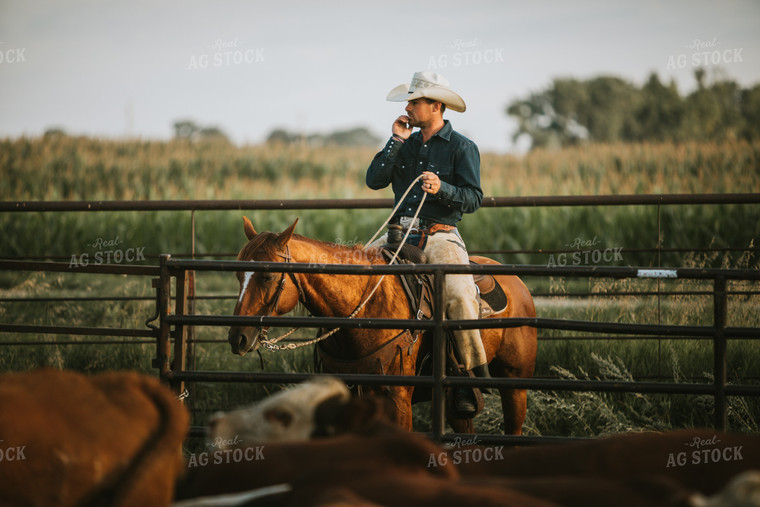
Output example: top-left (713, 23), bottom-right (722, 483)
top-left (393, 217), bottom-right (456, 234)
top-left (425, 223), bottom-right (456, 234)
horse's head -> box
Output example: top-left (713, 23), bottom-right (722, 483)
top-left (228, 217), bottom-right (303, 356)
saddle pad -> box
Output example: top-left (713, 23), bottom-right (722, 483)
top-left (472, 268), bottom-right (508, 315)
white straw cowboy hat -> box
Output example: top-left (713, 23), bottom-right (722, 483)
top-left (386, 71), bottom-right (466, 112)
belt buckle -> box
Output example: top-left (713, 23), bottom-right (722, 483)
top-left (399, 217), bottom-right (420, 230)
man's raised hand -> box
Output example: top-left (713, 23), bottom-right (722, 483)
top-left (392, 115), bottom-right (412, 139)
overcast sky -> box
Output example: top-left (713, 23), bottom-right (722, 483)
top-left (1, 0), bottom-right (758, 153)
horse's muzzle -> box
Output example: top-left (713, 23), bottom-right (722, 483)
top-left (227, 326), bottom-right (260, 356)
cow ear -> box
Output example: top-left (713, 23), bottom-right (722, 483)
top-left (275, 218), bottom-right (299, 250)
top-left (243, 217), bottom-right (257, 240)
top-left (264, 407), bottom-right (293, 428)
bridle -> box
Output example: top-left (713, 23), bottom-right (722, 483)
top-left (249, 245), bottom-right (306, 342)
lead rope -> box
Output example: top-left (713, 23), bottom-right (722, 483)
top-left (260, 174), bottom-right (427, 350)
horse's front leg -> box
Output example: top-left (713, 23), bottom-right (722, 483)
top-left (383, 386), bottom-right (415, 431)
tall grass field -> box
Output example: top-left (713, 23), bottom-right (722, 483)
top-left (1, 135), bottom-right (759, 438)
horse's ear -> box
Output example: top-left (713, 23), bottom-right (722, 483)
top-left (275, 218), bottom-right (299, 250)
top-left (243, 217), bottom-right (257, 240)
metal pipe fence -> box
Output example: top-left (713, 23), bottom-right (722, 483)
top-left (156, 255), bottom-right (760, 445)
top-left (3, 194), bottom-right (758, 267)
top-left (3, 193), bottom-right (759, 212)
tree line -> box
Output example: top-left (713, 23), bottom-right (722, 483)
top-left (507, 69), bottom-right (760, 149)
top-left (171, 121), bottom-right (381, 148)
top-left (265, 126), bottom-right (380, 147)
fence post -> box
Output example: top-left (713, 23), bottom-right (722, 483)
top-left (157, 254), bottom-right (173, 385)
top-left (172, 268), bottom-right (188, 398)
top-left (431, 267), bottom-right (447, 442)
top-left (713, 275), bottom-right (728, 431)
top-left (186, 210), bottom-right (197, 410)
top-left (656, 202), bottom-right (662, 376)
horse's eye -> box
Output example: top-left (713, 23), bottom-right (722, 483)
top-left (260, 273), bottom-right (276, 283)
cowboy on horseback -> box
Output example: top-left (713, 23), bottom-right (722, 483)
top-left (366, 71), bottom-right (490, 417)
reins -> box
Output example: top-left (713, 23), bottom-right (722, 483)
top-left (258, 174), bottom-right (428, 351)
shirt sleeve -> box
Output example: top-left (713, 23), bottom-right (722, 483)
top-left (366, 137), bottom-right (404, 190)
top-left (435, 141), bottom-right (483, 214)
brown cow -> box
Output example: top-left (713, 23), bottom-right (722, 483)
top-left (175, 469), bottom-right (759, 507)
top-left (308, 473), bottom-right (756, 507)
top-left (174, 451), bottom-right (704, 507)
top-left (176, 426), bottom-right (760, 507)
top-left (174, 431), bottom-right (458, 501)
top-left (457, 429), bottom-right (760, 498)
top-left (179, 377), bottom-right (758, 506)
top-left (176, 417), bottom-right (707, 506)
top-left (0, 368), bottom-right (189, 507)
top-left (174, 458), bottom-right (757, 507)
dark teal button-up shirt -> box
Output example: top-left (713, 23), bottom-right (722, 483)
top-left (366, 120), bottom-right (483, 226)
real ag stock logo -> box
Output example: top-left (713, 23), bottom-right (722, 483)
top-left (0, 440), bottom-right (26, 463)
top-left (186, 434), bottom-right (265, 468)
top-left (427, 38), bottom-right (505, 69)
top-left (546, 236), bottom-right (624, 268)
top-left (68, 236), bottom-right (146, 269)
top-left (187, 37), bottom-right (264, 70)
top-left (427, 436), bottom-right (504, 468)
top-left (666, 37), bottom-right (744, 70)
top-left (665, 434), bottom-right (744, 468)
top-left (0, 42), bottom-right (26, 64)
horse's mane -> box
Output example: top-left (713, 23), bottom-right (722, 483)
top-left (236, 231), bottom-right (282, 261)
top-left (237, 231), bottom-right (384, 264)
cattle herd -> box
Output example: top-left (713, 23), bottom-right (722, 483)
top-left (0, 369), bottom-right (758, 506)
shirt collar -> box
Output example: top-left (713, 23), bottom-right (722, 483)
top-left (410, 119), bottom-right (453, 144)
top-left (436, 120), bottom-right (453, 141)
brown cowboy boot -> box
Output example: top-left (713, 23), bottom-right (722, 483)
top-left (453, 363), bottom-right (491, 417)
top-left (453, 388), bottom-right (478, 417)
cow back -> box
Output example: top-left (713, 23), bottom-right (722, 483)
top-left (0, 368), bottom-right (189, 507)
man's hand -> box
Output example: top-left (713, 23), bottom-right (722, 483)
top-left (421, 171), bottom-right (441, 195)
top-left (392, 115), bottom-right (412, 140)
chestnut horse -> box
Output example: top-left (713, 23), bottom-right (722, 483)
top-left (227, 217), bottom-right (537, 434)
